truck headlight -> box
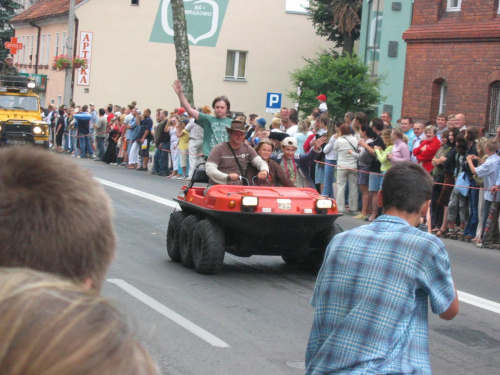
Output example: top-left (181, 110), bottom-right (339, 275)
top-left (241, 196), bottom-right (259, 212)
top-left (33, 126), bottom-right (42, 134)
top-left (315, 199), bottom-right (333, 214)
top-left (27, 82), bottom-right (36, 89)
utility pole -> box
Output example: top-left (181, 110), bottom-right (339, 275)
top-left (63, 0), bottom-right (75, 107)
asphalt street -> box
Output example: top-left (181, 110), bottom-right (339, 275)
top-left (74, 156), bottom-right (500, 375)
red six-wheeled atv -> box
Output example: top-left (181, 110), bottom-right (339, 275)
top-left (166, 166), bottom-right (342, 274)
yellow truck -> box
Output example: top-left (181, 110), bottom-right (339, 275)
top-left (0, 75), bottom-right (49, 148)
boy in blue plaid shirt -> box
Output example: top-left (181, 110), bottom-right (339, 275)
top-left (306, 162), bottom-right (459, 375)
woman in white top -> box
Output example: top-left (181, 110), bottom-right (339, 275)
top-left (321, 120), bottom-right (340, 198)
top-left (333, 123), bottom-right (359, 213)
top-left (168, 115), bottom-right (180, 178)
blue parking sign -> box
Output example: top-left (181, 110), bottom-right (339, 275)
top-left (266, 92), bottom-right (282, 113)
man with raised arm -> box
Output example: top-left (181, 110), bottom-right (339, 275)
top-left (172, 80), bottom-right (232, 157)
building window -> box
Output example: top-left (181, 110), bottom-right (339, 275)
top-left (55, 33), bottom-right (59, 56)
top-left (488, 82), bottom-right (500, 134)
top-left (30, 35), bottom-right (34, 64)
top-left (364, 0), bottom-right (383, 76)
top-left (45, 33), bottom-right (50, 66)
top-left (225, 50), bottom-right (247, 81)
top-left (40, 35), bottom-right (45, 65)
top-left (446, 0), bottom-right (462, 11)
top-left (62, 32), bottom-right (67, 54)
top-left (131, 0), bottom-right (139, 5)
top-left (439, 81), bottom-right (447, 114)
top-left (285, 0), bottom-right (309, 14)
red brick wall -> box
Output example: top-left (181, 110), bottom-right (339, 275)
top-left (402, 0), bottom-right (500, 129)
top-left (412, 0), bottom-right (440, 25)
top-left (402, 41), bottom-right (500, 126)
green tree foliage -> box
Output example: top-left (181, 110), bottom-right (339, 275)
top-left (306, 0), bottom-right (362, 54)
top-left (0, 0), bottom-right (22, 60)
top-left (289, 51), bottom-right (383, 120)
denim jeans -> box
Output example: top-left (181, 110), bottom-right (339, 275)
top-left (321, 159), bottom-right (336, 198)
top-left (159, 141), bottom-right (170, 175)
top-left (96, 137), bottom-right (105, 158)
top-left (463, 179), bottom-right (479, 237)
top-left (79, 134), bottom-right (94, 158)
top-left (153, 148), bottom-right (161, 173)
top-left (70, 129), bottom-right (77, 152)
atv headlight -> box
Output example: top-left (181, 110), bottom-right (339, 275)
top-left (241, 196), bottom-right (259, 212)
top-left (315, 199), bottom-right (333, 214)
top-left (33, 125), bottom-right (42, 134)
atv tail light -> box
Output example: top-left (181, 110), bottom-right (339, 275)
top-left (241, 196), bottom-right (259, 212)
top-left (315, 199), bottom-right (333, 214)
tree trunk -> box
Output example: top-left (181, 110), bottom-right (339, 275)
top-left (171, 0), bottom-right (194, 106)
top-left (341, 31), bottom-right (354, 55)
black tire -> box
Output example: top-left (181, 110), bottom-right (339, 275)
top-left (166, 211), bottom-right (188, 262)
top-left (307, 222), bottom-right (343, 270)
top-left (192, 219), bottom-right (225, 274)
top-left (282, 253), bottom-right (308, 266)
top-left (179, 215), bottom-right (201, 268)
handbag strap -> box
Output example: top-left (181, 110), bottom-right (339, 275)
top-left (343, 136), bottom-right (358, 153)
top-left (226, 142), bottom-right (247, 185)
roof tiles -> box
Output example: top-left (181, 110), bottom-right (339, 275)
top-left (11, 0), bottom-right (85, 23)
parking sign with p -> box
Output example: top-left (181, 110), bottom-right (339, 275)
top-left (266, 92), bottom-right (282, 113)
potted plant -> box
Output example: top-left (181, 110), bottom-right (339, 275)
top-left (53, 54), bottom-right (72, 70)
top-left (72, 56), bottom-right (87, 69)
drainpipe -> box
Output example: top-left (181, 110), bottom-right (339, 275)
top-left (71, 17), bottom-right (79, 102)
top-left (30, 21), bottom-right (41, 75)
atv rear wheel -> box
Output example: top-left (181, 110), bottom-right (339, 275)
top-left (179, 215), bottom-right (201, 268)
top-left (192, 218), bottom-right (225, 274)
top-left (166, 211), bottom-right (188, 262)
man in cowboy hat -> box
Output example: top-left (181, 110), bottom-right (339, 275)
top-left (206, 116), bottom-right (269, 185)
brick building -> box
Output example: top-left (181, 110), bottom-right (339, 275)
top-left (402, 0), bottom-right (500, 134)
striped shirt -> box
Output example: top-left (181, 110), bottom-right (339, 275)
top-left (306, 215), bottom-right (456, 375)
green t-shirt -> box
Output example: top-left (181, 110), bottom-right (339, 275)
top-left (197, 113), bottom-right (231, 156)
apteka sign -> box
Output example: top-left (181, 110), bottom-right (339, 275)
top-left (150, 0), bottom-right (228, 47)
top-left (76, 32), bottom-right (92, 86)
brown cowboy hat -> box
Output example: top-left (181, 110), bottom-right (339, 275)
top-left (226, 115), bottom-right (246, 133)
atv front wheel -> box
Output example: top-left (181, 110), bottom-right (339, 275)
top-left (166, 211), bottom-right (188, 262)
top-left (192, 218), bottom-right (225, 274)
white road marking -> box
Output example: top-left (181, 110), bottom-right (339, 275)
top-left (458, 290), bottom-right (500, 315)
top-left (98, 178), bottom-right (500, 316)
top-left (96, 178), bottom-right (181, 209)
top-left (108, 279), bottom-right (230, 348)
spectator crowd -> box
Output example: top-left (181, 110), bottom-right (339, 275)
top-left (43, 90), bottom-right (500, 249)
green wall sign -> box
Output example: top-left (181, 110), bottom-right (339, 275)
top-left (150, 0), bottom-right (229, 47)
